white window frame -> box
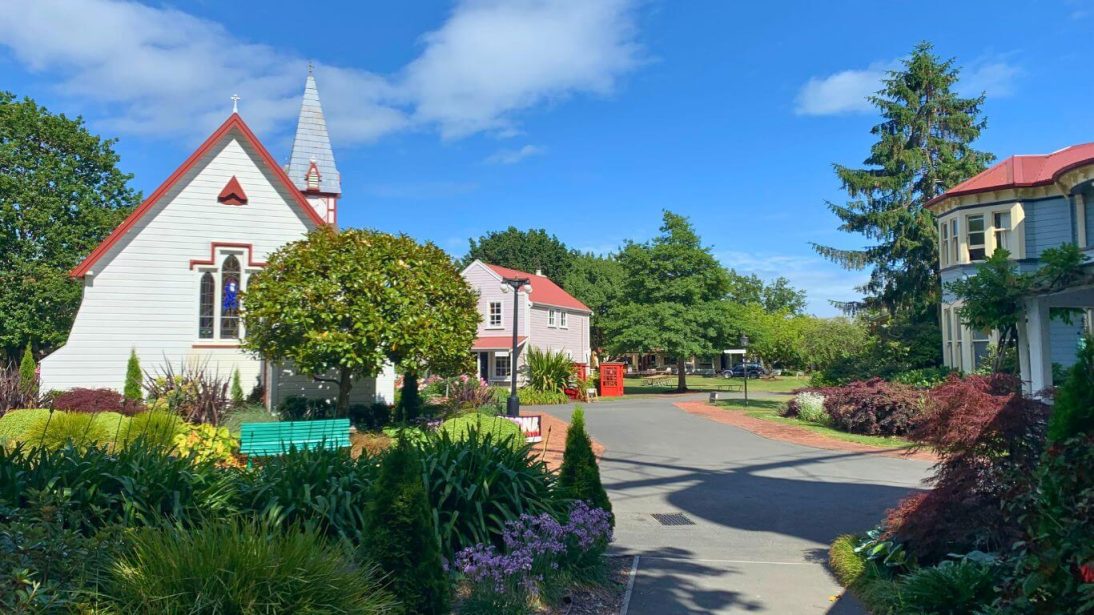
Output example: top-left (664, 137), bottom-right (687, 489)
top-left (547, 309), bottom-right (557, 328)
top-left (493, 354), bottom-right (511, 379)
top-left (939, 221), bottom-right (950, 267)
top-left (992, 210), bottom-right (1012, 256)
top-left (966, 214), bottom-right (987, 262)
top-left (487, 301), bottom-right (502, 328)
top-left (559, 311), bottom-right (568, 329)
top-left (950, 218), bottom-right (960, 264)
top-left (971, 327), bottom-right (991, 370)
top-left (192, 248), bottom-right (252, 344)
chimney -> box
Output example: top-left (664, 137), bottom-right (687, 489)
top-left (535, 269), bottom-right (543, 276)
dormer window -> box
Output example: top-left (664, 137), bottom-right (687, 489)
top-left (305, 161), bottom-right (321, 192)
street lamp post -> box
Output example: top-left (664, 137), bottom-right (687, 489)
top-left (740, 333), bottom-right (750, 407)
top-left (501, 277), bottom-right (531, 417)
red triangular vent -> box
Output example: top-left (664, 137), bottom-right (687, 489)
top-left (217, 176), bottom-right (248, 205)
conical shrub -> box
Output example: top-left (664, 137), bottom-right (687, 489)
top-left (558, 407), bottom-right (612, 524)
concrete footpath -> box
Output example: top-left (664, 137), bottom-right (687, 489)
top-left (538, 395), bottom-right (931, 614)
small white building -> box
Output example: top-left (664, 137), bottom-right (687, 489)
top-left (40, 71), bottom-right (395, 408)
top-left (461, 260), bottom-right (591, 385)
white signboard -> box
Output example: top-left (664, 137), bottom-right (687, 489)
top-left (504, 415), bottom-right (543, 443)
top-left (723, 349), bottom-right (746, 354)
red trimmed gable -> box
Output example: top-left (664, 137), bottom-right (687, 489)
top-left (70, 113), bottom-right (327, 278)
top-left (928, 142), bottom-right (1094, 208)
top-left (484, 263), bottom-right (591, 312)
top-left (217, 175), bottom-right (248, 205)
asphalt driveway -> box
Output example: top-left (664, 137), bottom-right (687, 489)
top-left (539, 395), bottom-right (931, 614)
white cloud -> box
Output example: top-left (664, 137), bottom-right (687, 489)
top-left (485, 144), bottom-right (544, 164)
top-left (0, 0), bottom-right (642, 144)
top-left (717, 250), bottom-right (868, 317)
top-left (794, 62), bottom-right (892, 116)
top-left (796, 53), bottom-right (1021, 116)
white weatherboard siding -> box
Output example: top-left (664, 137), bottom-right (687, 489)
top-left (464, 262), bottom-right (529, 338)
top-left (529, 306), bottom-right (590, 363)
top-left (41, 135), bottom-right (315, 396)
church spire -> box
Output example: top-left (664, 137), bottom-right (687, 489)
top-left (286, 69), bottom-right (340, 196)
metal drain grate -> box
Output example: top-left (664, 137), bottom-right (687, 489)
top-left (651, 512), bottom-right (695, 526)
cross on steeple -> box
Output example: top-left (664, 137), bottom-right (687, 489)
top-left (231, 94), bottom-right (240, 114)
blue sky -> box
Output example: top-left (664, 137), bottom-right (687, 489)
top-left (2, 0), bottom-right (1093, 315)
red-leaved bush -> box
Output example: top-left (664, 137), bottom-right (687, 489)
top-left (812, 378), bottom-right (924, 436)
top-left (885, 374), bottom-right (1048, 563)
top-left (51, 387), bottom-right (144, 415)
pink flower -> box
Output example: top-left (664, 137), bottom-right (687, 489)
top-left (1080, 563), bottom-right (1094, 584)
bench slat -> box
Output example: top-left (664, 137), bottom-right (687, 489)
top-left (240, 418), bottom-right (351, 456)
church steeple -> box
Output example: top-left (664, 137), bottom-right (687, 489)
top-left (287, 66), bottom-right (340, 224)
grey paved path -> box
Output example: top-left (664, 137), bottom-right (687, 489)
top-left (538, 395), bottom-right (931, 614)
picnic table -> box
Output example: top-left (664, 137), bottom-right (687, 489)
top-left (643, 375), bottom-right (676, 386)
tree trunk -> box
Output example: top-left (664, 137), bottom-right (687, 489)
top-left (676, 357), bottom-right (687, 392)
top-left (336, 368), bottom-right (353, 417)
top-left (399, 371), bottom-right (422, 423)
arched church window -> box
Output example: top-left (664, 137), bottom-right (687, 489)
top-left (221, 255), bottom-right (241, 339)
top-left (198, 272), bottom-right (215, 339)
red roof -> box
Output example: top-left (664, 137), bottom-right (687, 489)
top-left (484, 264), bottom-right (591, 312)
top-left (473, 335), bottom-right (527, 351)
top-left (71, 113), bottom-right (327, 278)
top-left (928, 143), bottom-right (1094, 208)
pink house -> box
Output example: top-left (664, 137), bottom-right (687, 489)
top-left (460, 261), bottom-right (592, 385)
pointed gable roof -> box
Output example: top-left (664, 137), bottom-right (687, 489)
top-left (70, 113), bottom-right (327, 278)
top-left (286, 72), bottom-right (340, 195)
top-left (470, 261), bottom-right (591, 312)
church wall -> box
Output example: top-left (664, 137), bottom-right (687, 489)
top-left (40, 134), bottom-right (315, 397)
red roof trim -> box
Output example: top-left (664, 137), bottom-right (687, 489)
top-left (70, 113), bottom-right (325, 278)
top-left (472, 335), bottom-right (528, 351)
top-left (483, 263), bottom-right (591, 312)
top-left (188, 242), bottom-right (267, 270)
top-left (217, 175), bottom-right (248, 205)
top-left (927, 143), bottom-right (1094, 209)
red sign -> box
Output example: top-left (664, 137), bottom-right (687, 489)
top-left (599, 362), bottom-right (624, 397)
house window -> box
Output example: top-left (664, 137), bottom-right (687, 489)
top-left (966, 214), bottom-right (986, 261)
top-left (943, 307), bottom-right (953, 367)
top-left (940, 221), bottom-right (950, 267)
top-left (993, 211), bottom-right (1011, 254)
top-left (220, 255), bottom-right (242, 339)
top-left (954, 314), bottom-right (964, 371)
top-left (548, 309), bottom-right (556, 327)
top-left (950, 219), bottom-right (959, 264)
top-left (559, 311), bottom-right (568, 328)
top-left (488, 301), bottom-right (502, 327)
top-left (198, 272), bottom-right (215, 339)
top-left (972, 328), bottom-right (991, 369)
top-left (494, 355), bottom-right (511, 379)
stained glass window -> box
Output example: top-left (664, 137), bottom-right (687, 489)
top-left (199, 272), bottom-right (214, 339)
top-left (221, 255), bottom-right (241, 339)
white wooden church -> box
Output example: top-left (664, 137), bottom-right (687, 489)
top-left (40, 71), bottom-right (396, 408)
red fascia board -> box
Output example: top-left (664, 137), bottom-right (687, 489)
top-left (188, 242), bottom-right (268, 269)
top-left (70, 113), bottom-right (326, 278)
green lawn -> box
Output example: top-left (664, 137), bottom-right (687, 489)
top-left (623, 374), bottom-right (809, 396)
top-left (714, 399), bottom-right (916, 449)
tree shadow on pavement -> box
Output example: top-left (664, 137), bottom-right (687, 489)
top-left (615, 547), bottom-right (765, 613)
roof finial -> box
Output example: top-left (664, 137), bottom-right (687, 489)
top-left (230, 94), bottom-right (240, 114)
top-left (307, 61), bottom-right (314, 75)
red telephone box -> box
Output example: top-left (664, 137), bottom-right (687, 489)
top-left (599, 362), bottom-right (624, 397)
top-left (572, 362), bottom-right (588, 381)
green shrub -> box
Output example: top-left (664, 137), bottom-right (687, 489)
top-left (396, 372), bottom-right (424, 422)
top-left (237, 446), bottom-right (377, 545)
top-left (0, 408), bottom-right (52, 443)
top-left (419, 429), bottom-right (559, 556)
top-left (364, 438), bottom-right (449, 615)
top-left (439, 412), bottom-right (522, 449)
top-left (491, 387), bottom-right (570, 405)
top-left (899, 556), bottom-right (1000, 614)
top-left (1047, 335), bottom-right (1094, 443)
top-left (222, 404), bottom-right (277, 434)
top-left (105, 521), bottom-right (395, 615)
top-left (350, 401), bottom-right (391, 430)
top-left (889, 366), bottom-right (955, 389)
top-left (829, 534), bottom-right (866, 587)
top-left (278, 395), bottom-right (334, 421)
top-left (524, 347), bottom-right (573, 393)
top-left (230, 368), bottom-right (244, 407)
top-left (23, 411), bottom-right (112, 451)
top-left (121, 409), bottom-right (184, 450)
top-left (173, 424), bottom-right (237, 465)
top-left (124, 349), bottom-right (142, 401)
top-left (793, 391), bottom-right (829, 425)
top-left (19, 344), bottom-right (36, 398)
top-left (558, 407), bottom-right (612, 524)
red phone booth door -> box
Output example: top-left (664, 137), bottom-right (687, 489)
top-left (599, 362), bottom-right (624, 397)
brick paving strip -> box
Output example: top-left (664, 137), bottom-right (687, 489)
top-left (523, 410), bottom-right (605, 472)
top-left (674, 400), bottom-right (937, 463)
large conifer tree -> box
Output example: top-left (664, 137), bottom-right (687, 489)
top-left (813, 42), bottom-right (994, 319)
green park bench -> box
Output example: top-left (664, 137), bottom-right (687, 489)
top-left (239, 418), bottom-right (352, 458)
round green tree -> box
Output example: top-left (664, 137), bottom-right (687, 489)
top-left (242, 227), bottom-right (479, 416)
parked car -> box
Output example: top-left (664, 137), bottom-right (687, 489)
top-left (723, 363), bottom-right (766, 379)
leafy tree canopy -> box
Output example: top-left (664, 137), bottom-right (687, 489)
top-left (726, 271), bottom-right (807, 314)
top-left (243, 227), bottom-right (480, 414)
top-left (463, 226), bottom-right (575, 280)
top-left (605, 211), bottom-right (733, 390)
top-left (561, 253), bottom-right (625, 354)
top-left (813, 42), bottom-right (993, 319)
top-left (0, 92), bottom-right (139, 358)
